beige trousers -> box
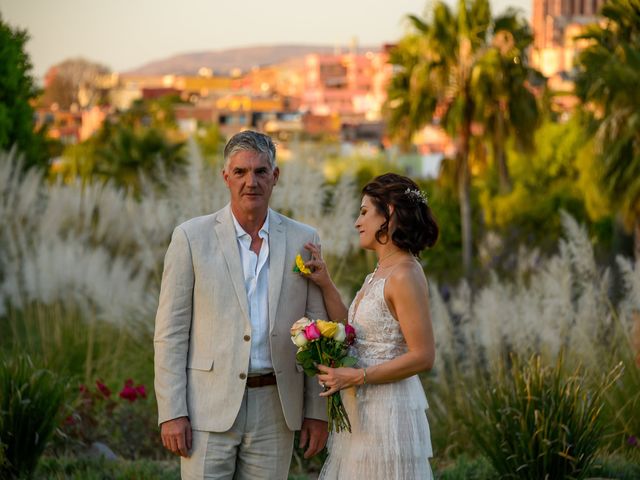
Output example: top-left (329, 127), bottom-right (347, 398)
top-left (181, 385), bottom-right (294, 480)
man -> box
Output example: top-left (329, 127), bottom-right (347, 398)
top-left (154, 130), bottom-right (328, 479)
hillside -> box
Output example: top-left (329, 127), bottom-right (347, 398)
top-left (123, 44), bottom-right (380, 76)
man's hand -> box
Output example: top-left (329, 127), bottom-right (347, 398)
top-left (160, 416), bottom-right (192, 457)
top-left (298, 417), bottom-right (328, 458)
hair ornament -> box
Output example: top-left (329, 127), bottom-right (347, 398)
top-left (404, 187), bottom-right (428, 205)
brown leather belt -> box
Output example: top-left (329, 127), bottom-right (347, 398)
top-left (246, 373), bottom-right (277, 388)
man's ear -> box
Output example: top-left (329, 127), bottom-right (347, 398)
top-left (273, 166), bottom-right (280, 185)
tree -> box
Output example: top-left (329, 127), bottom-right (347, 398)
top-left (41, 58), bottom-right (110, 109)
top-left (0, 15), bottom-right (49, 170)
top-left (92, 123), bottom-right (186, 194)
top-left (471, 10), bottom-right (541, 193)
top-left (388, 0), bottom-right (537, 277)
top-left (574, 0), bottom-right (640, 260)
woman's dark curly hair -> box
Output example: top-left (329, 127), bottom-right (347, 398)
top-left (362, 173), bottom-right (439, 255)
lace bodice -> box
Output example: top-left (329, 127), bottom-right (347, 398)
top-left (348, 277), bottom-right (408, 362)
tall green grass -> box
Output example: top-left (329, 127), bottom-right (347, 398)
top-left (463, 354), bottom-right (622, 480)
top-left (0, 302), bottom-right (154, 387)
top-left (0, 303), bottom-right (162, 461)
top-left (599, 330), bottom-right (640, 460)
top-left (0, 356), bottom-right (69, 479)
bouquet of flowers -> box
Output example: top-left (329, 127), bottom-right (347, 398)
top-left (291, 317), bottom-right (357, 433)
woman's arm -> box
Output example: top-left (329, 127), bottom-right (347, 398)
top-left (302, 242), bottom-right (349, 322)
top-left (316, 263), bottom-right (435, 395)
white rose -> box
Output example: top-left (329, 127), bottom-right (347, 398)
top-left (333, 323), bottom-right (346, 342)
top-left (292, 331), bottom-right (308, 347)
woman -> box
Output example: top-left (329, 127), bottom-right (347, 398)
top-left (301, 173), bottom-right (438, 479)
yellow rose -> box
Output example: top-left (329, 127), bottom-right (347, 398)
top-left (316, 319), bottom-right (338, 339)
top-left (294, 254), bottom-right (312, 275)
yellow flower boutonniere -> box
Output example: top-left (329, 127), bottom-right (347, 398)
top-left (293, 254), bottom-right (312, 275)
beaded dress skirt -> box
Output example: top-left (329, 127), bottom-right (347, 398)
top-left (318, 277), bottom-right (433, 480)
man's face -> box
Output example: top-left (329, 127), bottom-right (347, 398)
top-left (222, 150), bottom-right (279, 217)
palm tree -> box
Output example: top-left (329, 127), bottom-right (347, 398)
top-left (574, 0), bottom-right (640, 260)
top-left (94, 123), bottom-right (185, 194)
top-left (386, 0), bottom-right (539, 277)
top-left (472, 10), bottom-right (541, 193)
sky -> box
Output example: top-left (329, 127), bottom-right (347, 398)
top-left (0, 0), bottom-right (531, 79)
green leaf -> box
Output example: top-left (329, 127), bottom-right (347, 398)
top-left (303, 367), bottom-right (318, 377)
top-left (340, 356), bottom-right (358, 368)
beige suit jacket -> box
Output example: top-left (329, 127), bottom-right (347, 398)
top-left (154, 205), bottom-right (328, 432)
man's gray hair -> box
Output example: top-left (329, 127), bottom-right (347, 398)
top-left (223, 130), bottom-right (277, 170)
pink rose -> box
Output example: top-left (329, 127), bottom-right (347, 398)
top-left (304, 323), bottom-right (321, 341)
top-left (345, 324), bottom-right (356, 345)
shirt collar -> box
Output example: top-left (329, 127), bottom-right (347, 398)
top-left (231, 211), bottom-right (270, 240)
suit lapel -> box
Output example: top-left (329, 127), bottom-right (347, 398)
top-left (268, 209), bottom-right (286, 332)
top-left (214, 205), bottom-right (250, 325)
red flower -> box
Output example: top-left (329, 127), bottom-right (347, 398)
top-left (124, 378), bottom-right (134, 388)
top-left (119, 385), bottom-right (138, 402)
top-left (135, 384), bottom-right (147, 398)
top-left (96, 380), bottom-right (111, 398)
top-left (345, 324), bottom-right (356, 345)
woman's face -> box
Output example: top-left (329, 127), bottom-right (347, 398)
top-left (354, 195), bottom-right (388, 250)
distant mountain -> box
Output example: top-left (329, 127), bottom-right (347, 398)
top-left (123, 44), bottom-right (381, 76)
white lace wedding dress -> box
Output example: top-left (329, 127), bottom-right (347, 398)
top-left (319, 277), bottom-right (434, 479)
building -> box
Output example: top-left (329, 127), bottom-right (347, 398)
top-left (531, 0), bottom-right (605, 78)
top-left (300, 50), bottom-right (392, 122)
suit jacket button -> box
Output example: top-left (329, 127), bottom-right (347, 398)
top-left (244, 335), bottom-right (250, 341)
top-left (239, 373), bottom-right (247, 380)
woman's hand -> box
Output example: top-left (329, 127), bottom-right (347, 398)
top-left (316, 364), bottom-right (363, 396)
top-left (300, 242), bottom-right (349, 321)
top-left (301, 242), bottom-right (332, 290)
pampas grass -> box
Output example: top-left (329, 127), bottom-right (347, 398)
top-left (0, 141), bottom-right (359, 325)
top-left (431, 212), bottom-right (615, 371)
top-left (426, 212), bottom-right (640, 461)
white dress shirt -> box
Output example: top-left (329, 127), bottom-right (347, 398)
top-left (232, 213), bottom-right (272, 373)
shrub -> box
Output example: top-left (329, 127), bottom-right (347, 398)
top-left (463, 354), bottom-right (621, 480)
top-left (0, 356), bottom-right (68, 478)
top-left (53, 378), bottom-right (167, 460)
